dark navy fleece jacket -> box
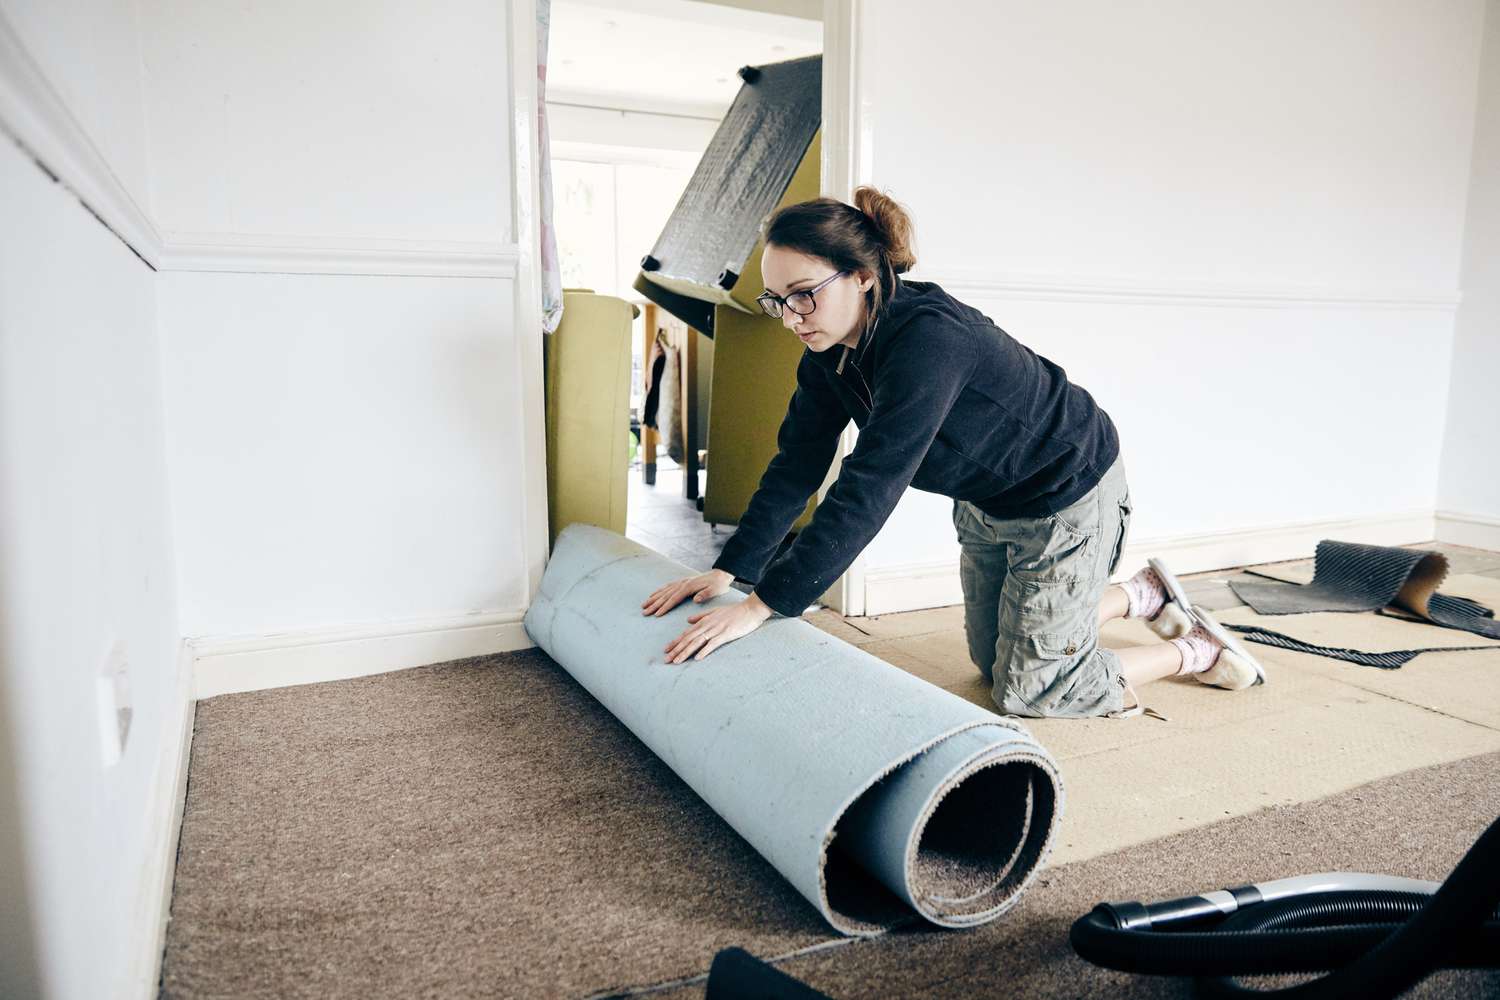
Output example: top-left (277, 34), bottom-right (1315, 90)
top-left (712, 276), bottom-right (1120, 618)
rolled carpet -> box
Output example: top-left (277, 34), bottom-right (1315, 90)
top-left (522, 524), bottom-right (1064, 936)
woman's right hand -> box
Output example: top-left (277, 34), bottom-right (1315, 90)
top-left (641, 568), bottom-right (735, 617)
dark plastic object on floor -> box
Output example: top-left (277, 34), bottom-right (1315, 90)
top-left (1070, 813), bottom-right (1500, 998)
top-left (1230, 540), bottom-right (1500, 639)
top-left (1222, 539), bottom-right (1500, 666)
top-left (705, 947), bottom-right (832, 1000)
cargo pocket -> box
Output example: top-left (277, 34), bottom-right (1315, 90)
top-left (1037, 628), bottom-right (1086, 659)
top-left (952, 498), bottom-right (995, 545)
top-left (1005, 626), bottom-right (1098, 717)
top-left (1046, 489), bottom-right (1098, 537)
top-left (1109, 491), bottom-right (1133, 577)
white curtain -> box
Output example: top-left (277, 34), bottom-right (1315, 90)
top-left (537, 0), bottom-right (564, 333)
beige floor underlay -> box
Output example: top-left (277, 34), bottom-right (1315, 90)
top-left (801, 562), bottom-right (1500, 868)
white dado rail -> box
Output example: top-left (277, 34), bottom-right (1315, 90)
top-left (4, 10), bottom-right (1454, 302)
top-left (155, 232), bottom-right (520, 279)
top-left (913, 266), bottom-right (1463, 312)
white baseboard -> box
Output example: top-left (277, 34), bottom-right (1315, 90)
top-left (1435, 509), bottom-right (1500, 552)
top-left (123, 640), bottom-right (196, 1000)
top-left (191, 611), bottom-right (535, 700)
top-left (861, 560), bottom-right (967, 616)
top-left (859, 509), bottom-right (1439, 617)
top-left (1114, 508), bottom-right (1439, 579)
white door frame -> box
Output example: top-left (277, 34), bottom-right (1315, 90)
top-left (816, 0), bottom-right (870, 616)
top-left (508, 0), bottom-right (551, 607)
top-left (509, 0), bottom-right (871, 614)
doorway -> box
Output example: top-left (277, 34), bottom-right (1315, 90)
top-left (517, 0), bottom-right (865, 610)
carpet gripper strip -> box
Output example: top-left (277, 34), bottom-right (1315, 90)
top-left (1221, 623), bottom-right (1496, 669)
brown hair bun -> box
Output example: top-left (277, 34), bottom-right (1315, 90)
top-left (853, 185), bottom-right (917, 274)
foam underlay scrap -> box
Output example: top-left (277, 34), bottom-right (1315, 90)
top-left (523, 524), bottom-right (1064, 935)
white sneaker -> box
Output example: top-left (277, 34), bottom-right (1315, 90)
top-left (1144, 557), bottom-right (1194, 640)
top-left (1185, 604), bottom-right (1266, 690)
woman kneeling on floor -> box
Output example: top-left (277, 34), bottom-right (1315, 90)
top-left (640, 187), bottom-right (1265, 718)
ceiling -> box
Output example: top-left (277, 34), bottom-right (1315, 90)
top-left (547, 0), bottom-right (823, 121)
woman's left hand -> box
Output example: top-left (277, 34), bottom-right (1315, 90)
top-left (663, 593), bottom-right (774, 664)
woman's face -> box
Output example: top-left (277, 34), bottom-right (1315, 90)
top-left (760, 243), bottom-right (874, 352)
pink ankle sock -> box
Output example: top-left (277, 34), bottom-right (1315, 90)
top-left (1121, 566), bottom-right (1167, 620)
top-left (1170, 624), bottom-right (1222, 675)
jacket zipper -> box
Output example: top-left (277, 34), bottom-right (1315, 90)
top-left (844, 351), bottom-right (874, 413)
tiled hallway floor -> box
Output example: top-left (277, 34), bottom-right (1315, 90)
top-left (625, 456), bottom-right (729, 575)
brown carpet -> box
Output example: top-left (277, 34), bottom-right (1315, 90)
top-left (654, 751), bottom-right (1500, 999)
top-left (160, 649), bottom-right (1500, 999)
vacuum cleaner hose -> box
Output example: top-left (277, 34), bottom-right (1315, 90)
top-left (1070, 813), bottom-right (1500, 998)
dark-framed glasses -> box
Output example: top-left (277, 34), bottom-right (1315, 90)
top-left (756, 270), bottom-right (849, 319)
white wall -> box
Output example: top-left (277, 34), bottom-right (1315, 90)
top-left (1440, 0), bottom-right (1500, 540)
top-left (0, 134), bottom-right (181, 1000)
top-left (3, 0), bottom-right (531, 989)
top-left (0, 0), bottom-right (154, 213)
top-left (851, 0), bottom-right (1487, 602)
top-left (157, 271), bottom-right (525, 636)
top-left (901, 3), bottom-right (1480, 293)
top-left (139, 0), bottom-right (529, 645)
top-left (141, 0), bottom-right (511, 247)
top-left (0, 2), bottom-right (1495, 994)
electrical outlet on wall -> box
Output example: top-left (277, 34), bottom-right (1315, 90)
top-left (96, 640), bottom-right (132, 767)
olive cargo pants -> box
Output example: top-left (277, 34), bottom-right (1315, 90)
top-left (952, 454), bottom-right (1133, 718)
